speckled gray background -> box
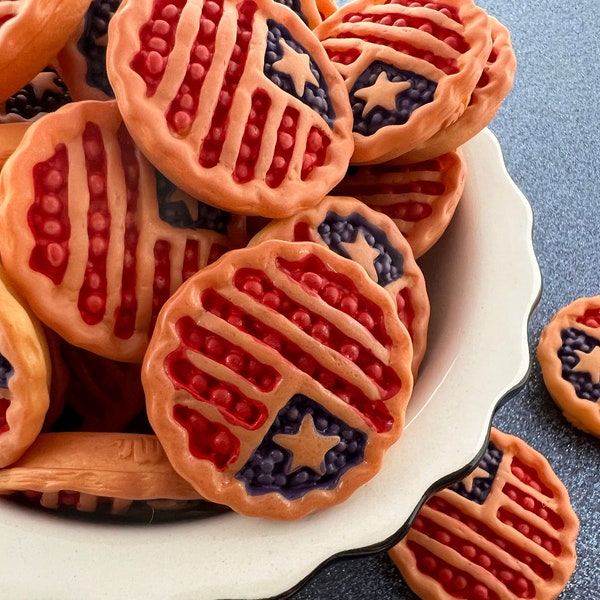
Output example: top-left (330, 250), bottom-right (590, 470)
top-left (290, 1), bottom-right (600, 598)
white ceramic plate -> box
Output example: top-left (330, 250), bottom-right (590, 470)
top-left (0, 128), bottom-right (540, 600)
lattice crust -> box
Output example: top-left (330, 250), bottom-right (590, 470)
top-left (143, 240), bottom-right (414, 519)
top-left (389, 428), bottom-right (579, 600)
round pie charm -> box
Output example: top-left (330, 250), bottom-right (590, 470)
top-left (537, 295), bottom-right (600, 436)
top-left (315, 0), bottom-right (491, 164)
top-left (389, 427), bottom-right (579, 600)
top-left (0, 99), bottom-right (241, 362)
top-left (106, 0), bottom-right (354, 218)
top-left (143, 240), bottom-right (414, 519)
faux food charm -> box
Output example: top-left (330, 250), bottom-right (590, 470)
top-left (389, 428), bottom-right (579, 600)
top-left (315, 0), bottom-right (492, 164)
top-left (106, 0), bottom-right (354, 218)
top-left (143, 240), bottom-right (413, 519)
top-left (537, 295), bottom-right (600, 437)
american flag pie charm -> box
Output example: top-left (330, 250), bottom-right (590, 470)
top-left (538, 295), bottom-right (600, 437)
top-left (143, 240), bottom-right (414, 519)
top-left (106, 0), bottom-right (354, 218)
top-left (0, 99), bottom-right (242, 363)
top-left (248, 195), bottom-right (430, 376)
top-left (314, 0), bottom-right (492, 164)
top-left (389, 428), bottom-right (579, 600)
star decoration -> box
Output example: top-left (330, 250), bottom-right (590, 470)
top-left (272, 39), bottom-right (319, 96)
top-left (166, 187), bottom-right (199, 222)
top-left (573, 346), bottom-right (600, 385)
top-left (461, 465), bottom-right (490, 494)
top-left (272, 414), bottom-right (341, 475)
top-left (340, 231), bottom-right (381, 282)
top-left (354, 71), bottom-right (411, 117)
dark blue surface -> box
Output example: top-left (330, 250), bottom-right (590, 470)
top-left (292, 1), bottom-right (600, 598)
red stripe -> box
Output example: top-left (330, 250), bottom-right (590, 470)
top-left (233, 89), bottom-right (271, 183)
top-left (28, 144), bottom-right (71, 285)
top-left (166, 0), bottom-right (225, 134)
top-left (334, 32), bottom-right (459, 74)
top-left (173, 403), bottom-right (240, 470)
top-left (151, 239), bottom-right (171, 331)
top-left (199, 0), bottom-right (258, 168)
top-left (77, 122), bottom-right (110, 326)
top-left (130, 0), bottom-right (188, 96)
top-left (113, 124), bottom-right (140, 339)
top-left (385, 0), bottom-right (461, 24)
top-left (265, 106), bottom-right (299, 189)
top-left (182, 238), bottom-right (200, 281)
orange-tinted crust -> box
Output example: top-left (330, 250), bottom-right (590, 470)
top-left (143, 240), bottom-right (413, 519)
top-left (389, 428), bottom-right (579, 600)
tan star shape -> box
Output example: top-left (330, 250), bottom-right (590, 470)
top-left (272, 39), bottom-right (319, 96)
top-left (166, 187), bottom-right (199, 221)
top-left (461, 465), bottom-right (490, 493)
top-left (573, 346), bottom-right (600, 385)
top-left (354, 71), bottom-right (411, 117)
top-left (272, 414), bottom-right (341, 475)
top-left (340, 231), bottom-right (380, 282)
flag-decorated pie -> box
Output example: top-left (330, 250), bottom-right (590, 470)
top-left (315, 0), bottom-right (491, 164)
top-left (248, 195), bottom-right (430, 376)
top-left (106, 0), bottom-right (354, 218)
top-left (399, 15), bottom-right (516, 163)
top-left (0, 0), bottom-right (91, 102)
top-left (0, 99), bottom-right (243, 363)
top-left (0, 267), bottom-right (51, 468)
top-left (537, 295), bottom-right (600, 437)
top-left (142, 240), bottom-right (413, 519)
top-left (389, 428), bottom-right (579, 600)
top-left (0, 432), bottom-right (205, 516)
top-left (332, 149), bottom-right (466, 258)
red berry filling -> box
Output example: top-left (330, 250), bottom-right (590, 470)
top-left (301, 127), bottom-right (330, 181)
top-left (327, 48), bottom-right (361, 67)
top-left (409, 540), bottom-right (501, 600)
top-left (396, 287), bottom-right (414, 337)
top-left (577, 307), bottom-right (600, 328)
top-left (198, 0), bottom-right (257, 168)
top-left (151, 239), bottom-right (172, 330)
top-left (113, 124), bottom-right (141, 340)
top-left (77, 122), bottom-right (110, 326)
top-left (234, 89), bottom-right (271, 184)
top-left (265, 106), bottom-right (299, 189)
top-left (0, 397), bottom-right (10, 434)
top-left (182, 239), bottom-right (200, 281)
top-left (28, 144), bottom-right (71, 285)
top-left (130, 0), bottom-right (187, 96)
top-left (165, 0), bottom-right (225, 134)
top-left (173, 403), bottom-right (240, 469)
top-left (502, 482), bottom-right (563, 529)
top-left (412, 514), bottom-right (535, 597)
top-left (384, 0), bottom-right (461, 24)
top-left (510, 457), bottom-right (554, 497)
top-left (276, 254), bottom-right (393, 347)
top-left (201, 288), bottom-right (395, 433)
top-left (234, 268), bottom-right (402, 399)
top-left (427, 496), bottom-right (554, 580)
top-left (334, 32), bottom-right (459, 75)
top-left (342, 12), bottom-right (468, 54)
top-left (496, 507), bottom-right (562, 556)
